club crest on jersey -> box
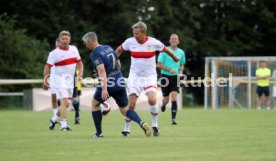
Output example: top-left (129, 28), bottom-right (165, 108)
top-left (147, 45), bottom-right (152, 51)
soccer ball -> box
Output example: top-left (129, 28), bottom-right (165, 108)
top-left (100, 102), bottom-right (111, 116)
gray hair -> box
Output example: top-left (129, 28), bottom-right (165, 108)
top-left (55, 38), bottom-right (59, 47)
top-left (132, 21), bottom-right (147, 33)
top-left (82, 32), bottom-right (98, 42)
top-left (59, 30), bottom-right (71, 38)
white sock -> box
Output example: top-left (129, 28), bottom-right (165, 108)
top-left (60, 119), bottom-right (67, 129)
top-left (51, 114), bottom-right (59, 122)
top-left (150, 104), bottom-right (159, 127)
top-left (53, 108), bottom-right (58, 116)
top-left (124, 117), bottom-right (131, 132)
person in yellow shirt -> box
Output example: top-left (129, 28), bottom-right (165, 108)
top-left (255, 61), bottom-right (271, 110)
top-left (72, 69), bottom-right (82, 124)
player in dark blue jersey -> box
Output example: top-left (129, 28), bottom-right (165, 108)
top-left (82, 32), bottom-right (151, 138)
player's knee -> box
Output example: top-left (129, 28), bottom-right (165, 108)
top-left (72, 98), bottom-right (79, 104)
top-left (148, 98), bottom-right (156, 106)
top-left (128, 102), bottom-right (136, 109)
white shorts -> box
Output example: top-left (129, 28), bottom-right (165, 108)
top-left (55, 88), bottom-right (73, 99)
top-left (127, 73), bottom-right (157, 97)
top-left (273, 86), bottom-right (276, 97)
top-left (49, 87), bottom-right (57, 95)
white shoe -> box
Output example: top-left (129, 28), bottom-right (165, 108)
top-left (266, 107), bottom-right (271, 110)
top-left (257, 107), bottom-right (261, 110)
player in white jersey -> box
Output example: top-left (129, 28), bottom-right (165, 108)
top-left (115, 22), bottom-right (179, 136)
top-left (43, 31), bottom-right (83, 131)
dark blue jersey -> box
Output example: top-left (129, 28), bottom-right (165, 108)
top-left (90, 45), bottom-right (126, 91)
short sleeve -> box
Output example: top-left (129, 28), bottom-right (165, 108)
top-left (46, 52), bottom-right (55, 66)
top-left (121, 38), bottom-right (131, 51)
top-left (152, 38), bottom-right (165, 52)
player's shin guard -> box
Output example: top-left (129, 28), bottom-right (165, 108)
top-left (126, 109), bottom-right (142, 125)
top-left (92, 111), bottom-right (102, 135)
top-left (150, 105), bottom-right (158, 127)
top-left (171, 101), bottom-right (177, 120)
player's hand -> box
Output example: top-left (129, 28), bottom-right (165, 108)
top-left (169, 68), bottom-right (176, 73)
top-left (43, 81), bottom-right (49, 90)
top-left (101, 89), bottom-right (109, 101)
top-left (173, 56), bottom-right (179, 62)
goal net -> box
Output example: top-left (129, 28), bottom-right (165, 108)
top-left (204, 57), bottom-right (276, 109)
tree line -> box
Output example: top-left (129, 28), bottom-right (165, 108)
top-left (0, 0), bottom-right (275, 104)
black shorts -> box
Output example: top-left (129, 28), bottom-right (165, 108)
top-left (93, 87), bottom-right (128, 108)
top-left (256, 86), bottom-right (269, 97)
top-left (160, 74), bottom-right (179, 97)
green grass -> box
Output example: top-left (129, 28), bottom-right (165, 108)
top-left (0, 108), bottom-right (276, 161)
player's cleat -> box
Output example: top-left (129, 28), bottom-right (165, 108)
top-left (121, 131), bottom-right (130, 137)
top-left (92, 132), bottom-right (104, 138)
top-left (74, 117), bottom-right (80, 124)
top-left (161, 104), bottom-right (166, 112)
top-left (171, 119), bottom-right (177, 125)
top-left (49, 119), bottom-right (58, 130)
top-left (61, 126), bottom-right (72, 131)
top-left (152, 127), bottom-right (160, 136)
top-left (140, 122), bottom-right (151, 137)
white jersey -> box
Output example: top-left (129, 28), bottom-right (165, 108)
top-left (46, 45), bottom-right (81, 89)
top-left (121, 36), bottom-right (165, 76)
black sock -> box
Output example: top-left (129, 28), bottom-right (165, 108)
top-left (92, 111), bottom-right (102, 134)
top-left (171, 101), bottom-right (177, 120)
top-left (73, 101), bottom-right (80, 118)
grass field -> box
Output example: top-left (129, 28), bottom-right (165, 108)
top-left (0, 108), bottom-right (276, 161)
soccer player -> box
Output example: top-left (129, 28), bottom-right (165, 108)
top-left (72, 69), bottom-right (82, 124)
top-left (115, 22), bottom-right (179, 136)
top-left (43, 30), bottom-right (83, 131)
top-left (255, 61), bottom-right (271, 110)
top-left (157, 34), bottom-right (185, 125)
top-left (82, 32), bottom-right (151, 138)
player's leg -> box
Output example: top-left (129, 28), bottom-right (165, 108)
top-left (49, 93), bottom-right (59, 130)
top-left (171, 91), bottom-right (178, 125)
top-left (264, 87), bottom-right (270, 110)
top-left (72, 88), bottom-right (80, 124)
top-left (91, 90), bottom-right (103, 138)
top-left (122, 76), bottom-right (142, 136)
top-left (160, 75), bottom-right (170, 112)
top-left (256, 86), bottom-right (262, 110)
top-left (113, 89), bottom-right (151, 137)
top-left (59, 88), bottom-right (73, 131)
top-left (170, 75), bottom-right (180, 125)
top-left (146, 89), bottom-right (160, 136)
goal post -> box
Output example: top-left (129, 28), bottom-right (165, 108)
top-left (205, 56), bottom-right (276, 109)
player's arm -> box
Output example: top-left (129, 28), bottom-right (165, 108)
top-left (157, 62), bottom-right (175, 73)
top-left (43, 64), bottom-right (51, 90)
top-left (97, 64), bottom-right (109, 101)
top-left (76, 61), bottom-right (84, 79)
top-left (163, 47), bottom-right (179, 62)
top-left (179, 65), bottom-right (185, 74)
top-left (115, 46), bottom-right (123, 57)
